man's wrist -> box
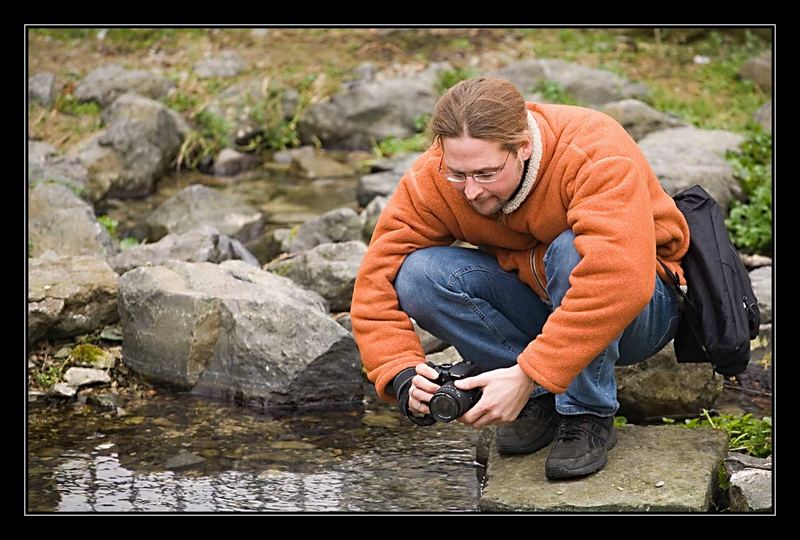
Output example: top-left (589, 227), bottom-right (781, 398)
top-left (513, 363), bottom-right (536, 391)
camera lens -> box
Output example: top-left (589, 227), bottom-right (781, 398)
top-left (429, 393), bottom-right (460, 422)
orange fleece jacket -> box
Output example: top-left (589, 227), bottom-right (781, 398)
top-left (351, 103), bottom-right (690, 403)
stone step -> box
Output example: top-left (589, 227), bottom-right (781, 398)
top-left (480, 425), bottom-right (728, 512)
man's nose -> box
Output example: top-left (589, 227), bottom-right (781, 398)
top-left (463, 177), bottom-right (483, 200)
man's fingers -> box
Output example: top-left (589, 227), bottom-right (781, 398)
top-left (454, 374), bottom-right (484, 390)
top-left (416, 363), bottom-right (440, 380)
top-left (408, 388), bottom-right (430, 415)
top-left (410, 386), bottom-right (434, 404)
top-left (412, 374), bottom-right (440, 394)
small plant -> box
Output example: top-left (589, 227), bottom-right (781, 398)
top-left (30, 353), bottom-right (71, 390)
top-left (372, 133), bottom-right (429, 159)
top-left (98, 214), bottom-right (141, 251)
top-left (33, 362), bottom-right (65, 389)
top-left (436, 68), bottom-right (477, 94)
top-left (534, 80), bottom-right (577, 105)
top-left (98, 215), bottom-right (119, 238)
top-left (119, 237), bottom-right (140, 251)
top-left (613, 416), bottom-right (628, 428)
top-left (54, 93), bottom-right (102, 117)
top-left (163, 91), bottom-right (199, 113)
top-left (176, 109), bottom-right (232, 171)
top-left (725, 126), bottom-right (773, 254)
top-left (663, 409), bottom-right (772, 458)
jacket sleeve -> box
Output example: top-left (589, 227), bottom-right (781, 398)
top-left (351, 167), bottom-right (455, 403)
top-left (517, 156), bottom-right (657, 394)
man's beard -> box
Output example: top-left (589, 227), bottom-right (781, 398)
top-left (470, 196), bottom-right (507, 216)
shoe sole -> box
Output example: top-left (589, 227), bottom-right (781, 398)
top-left (497, 424), bottom-right (557, 455)
top-left (545, 427), bottom-right (618, 480)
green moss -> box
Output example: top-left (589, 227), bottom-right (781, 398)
top-left (69, 344), bottom-right (106, 365)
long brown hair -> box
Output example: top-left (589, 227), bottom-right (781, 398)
top-left (429, 77), bottom-right (529, 152)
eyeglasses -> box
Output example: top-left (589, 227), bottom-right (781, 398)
top-left (441, 150), bottom-right (513, 184)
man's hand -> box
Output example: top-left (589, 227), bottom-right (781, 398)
top-left (407, 363), bottom-right (441, 416)
top-left (453, 364), bottom-right (535, 429)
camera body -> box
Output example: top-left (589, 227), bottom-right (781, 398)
top-left (426, 360), bottom-right (482, 423)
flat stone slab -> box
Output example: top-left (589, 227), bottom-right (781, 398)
top-left (481, 425), bottom-right (728, 512)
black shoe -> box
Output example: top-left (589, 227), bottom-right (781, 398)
top-left (496, 393), bottom-right (558, 455)
top-left (545, 413), bottom-right (617, 480)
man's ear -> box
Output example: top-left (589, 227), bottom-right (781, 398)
top-left (519, 134), bottom-right (533, 161)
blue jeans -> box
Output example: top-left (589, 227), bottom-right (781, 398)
top-left (394, 230), bottom-right (681, 417)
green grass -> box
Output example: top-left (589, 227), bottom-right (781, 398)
top-left (515, 28), bottom-right (771, 132)
top-left (29, 28), bottom-right (207, 51)
top-left (663, 409), bottom-right (772, 458)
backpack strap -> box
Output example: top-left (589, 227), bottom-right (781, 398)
top-left (658, 259), bottom-right (687, 301)
top-left (658, 259), bottom-right (711, 363)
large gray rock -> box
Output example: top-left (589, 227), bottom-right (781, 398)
top-left (146, 185), bottom-right (265, 242)
top-left (118, 260), bottom-right (362, 409)
top-left (72, 93), bottom-right (189, 199)
top-left (488, 59), bottom-right (649, 106)
top-left (729, 468), bottom-right (772, 512)
top-left (266, 241), bottom-right (367, 312)
top-left (616, 342), bottom-right (724, 423)
top-left (480, 425), bottom-right (728, 512)
top-left (298, 63), bottom-right (451, 150)
top-left (638, 127), bottom-right (746, 212)
top-left (28, 153), bottom-right (99, 202)
top-left (357, 171), bottom-right (402, 207)
top-left (193, 51), bottom-right (247, 79)
top-left (65, 142), bottom-right (119, 202)
top-left (75, 64), bottom-right (174, 108)
top-left (28, 183), bottom-right (117, 260)
top-left (29, 73), bottom-right (57, 107)
top-left (725, 453), bottom-right (773, 512)
top-left (109, 225), bottom-right (258, 274)
top-left (28, 254), bottom-right (119, 342)
top-left (599, 99), bottom-right (687, 141)
top-left (287, 207), bottom-right (365, 253)
top-left (739, 51), bottom-right (772, 92)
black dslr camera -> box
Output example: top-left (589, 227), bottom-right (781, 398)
top-left (424, 360), bottom-right (482, 423)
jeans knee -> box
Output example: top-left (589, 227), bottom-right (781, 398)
top-left (395, 248), bottom-right (444, 321)
top-left (544, 229), bottom-right (581, 282)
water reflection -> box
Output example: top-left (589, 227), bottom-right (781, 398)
top-left (53, 452), bottom-right (349, 511)
top-left (28, 386), bottom-right (481, 512)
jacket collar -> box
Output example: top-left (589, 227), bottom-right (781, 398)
top-left (501, 110), bottom-right (542, 215)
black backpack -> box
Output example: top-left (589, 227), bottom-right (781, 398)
top-left (660, 185), bottom-right (761, 376)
